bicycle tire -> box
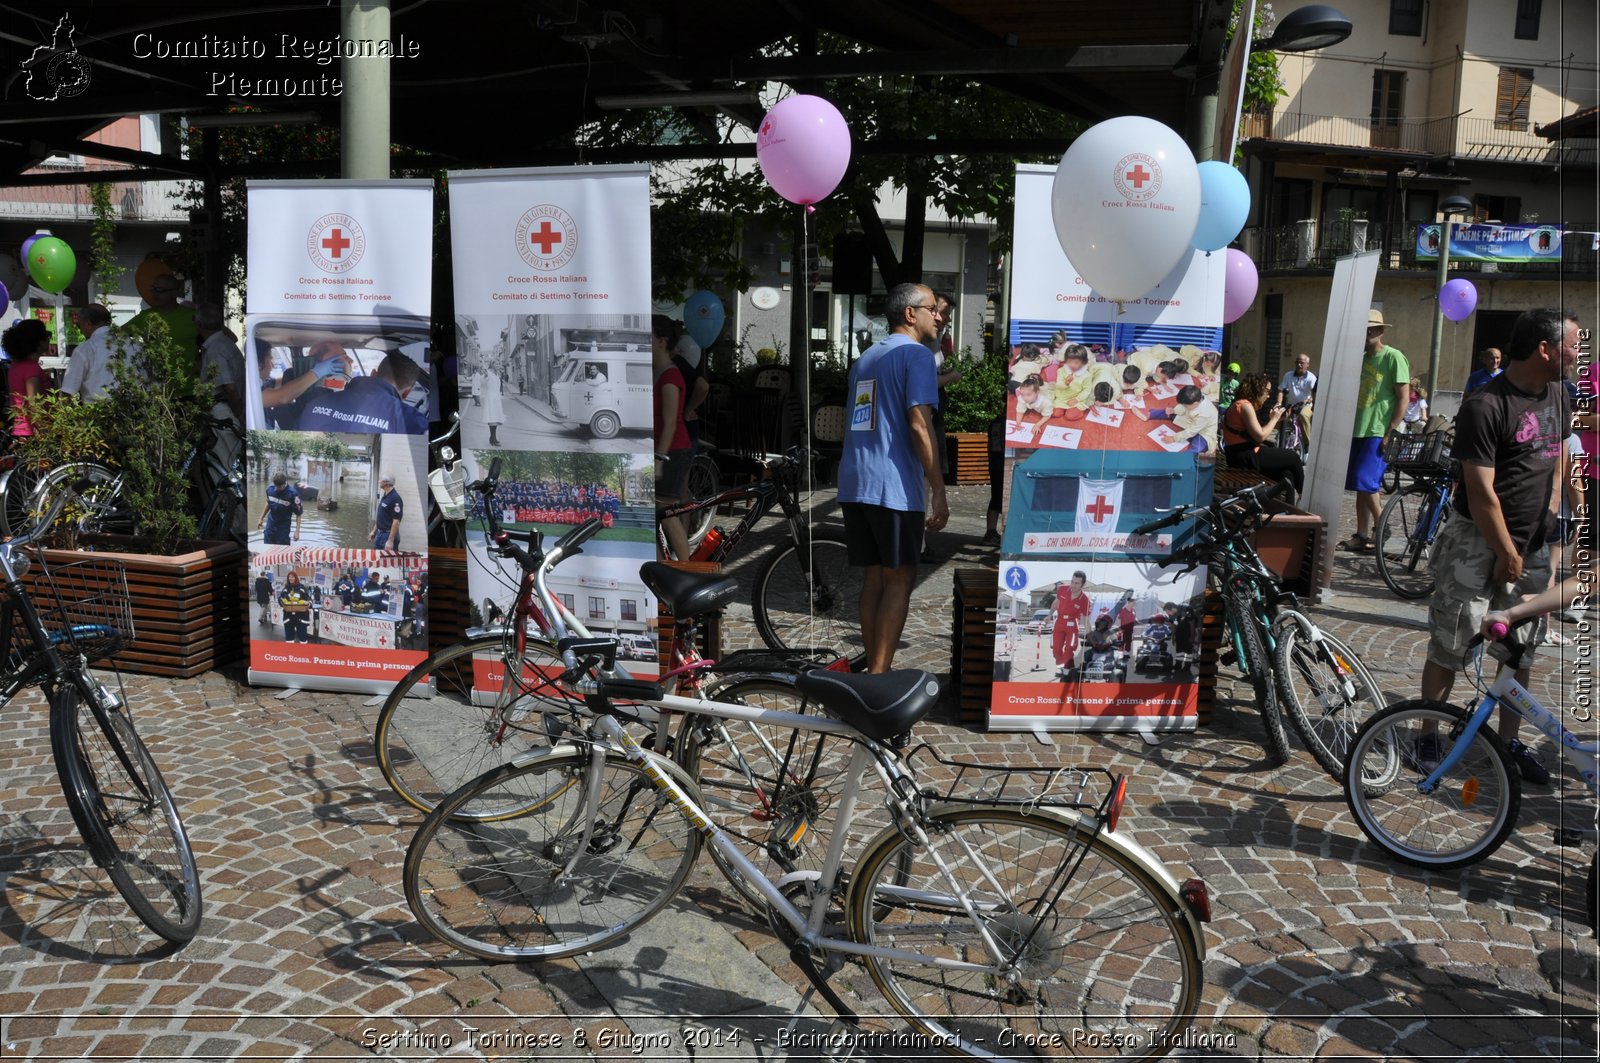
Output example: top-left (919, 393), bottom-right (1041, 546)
top-left (750, 534), bottom-right (867, 666)
top-left (678, 675), bottom-right (859, 912)
top-left (404, 746), bottom-right (701, 961)
top-left (847, 805), bottom-right (1203, 1060)
top-left (0, 463), bottom-right (43, 538)
top-left (1376, 484), bottom-right (1448, 600)
top-left (1224, 581), bottom-right (1291, 766)
top-left (374, 635), bottom-right (584, 818)
top-left (1344, 700), bottom-right (1519, 870)
top-left (681, 454), bottom-right (720, 548)
top-left (49, 684), bottom-right (203, 943)
top-left (29, 462), bottom-right (132, 539)
top-left (1273, 615), bottom-right (1386, 780)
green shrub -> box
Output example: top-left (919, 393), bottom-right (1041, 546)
top-left (942, 346), bottom-right (1008, 433)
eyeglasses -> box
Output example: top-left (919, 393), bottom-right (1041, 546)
top-left (911, 303), bottom-right (939, 314)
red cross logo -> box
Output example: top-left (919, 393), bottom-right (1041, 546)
top-left (528, 221), bottom-right (563, 255)
top-left (321, 228), bottom-right (351, 259)
top-left (1124, 164), bottom-right (1151, 189)
top-left (1084, 495), bottom-right (1115, 522)
top-left (762, 121), bottom-right (772, 135)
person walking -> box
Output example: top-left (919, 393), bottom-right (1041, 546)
top-left (838, 282), bottom-right (948, 673)
top-left (370, 474), bottom-right (403, 550)
top-left (1341, 310), bottom-right (1409, 552)
top-left (259, 472), bottom-right (302, 545)
top-left (1418, 308), bottom-right (1576, 784)
top-left (254, 569), bottom-right (274, 626)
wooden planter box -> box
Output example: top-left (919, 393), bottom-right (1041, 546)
top-left (38, 538), bottom-right (247, 679)
top-left (949, 432), bottom-right (990, 485)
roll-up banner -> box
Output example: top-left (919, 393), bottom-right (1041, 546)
top-left (992, 163), bottom-right (1225, 733)
top-left (447, 165), bottom-right (658, 689)
top-left (243, 180), bottom-right (434, 693)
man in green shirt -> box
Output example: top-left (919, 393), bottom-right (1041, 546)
top-left (1342, 309), bottom-right (1410, 550)
top-left (128, 273), bottom-right (197, 357)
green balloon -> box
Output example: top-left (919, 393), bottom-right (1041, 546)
top-left (27, 237), bottom-right (76, 294)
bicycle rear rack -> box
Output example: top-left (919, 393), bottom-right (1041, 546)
top-left (904, 743), bottom-right (1106, 814)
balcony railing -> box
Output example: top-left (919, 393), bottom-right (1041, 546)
top-left (1245, 220), bottom-right (1600, 274)
top-left (1253, 110), bottom-right (1596, 166)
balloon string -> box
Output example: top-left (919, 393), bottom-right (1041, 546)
top-left (800, 203), bottom-right (817, 642)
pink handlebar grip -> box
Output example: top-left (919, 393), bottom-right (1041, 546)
top-left (1488, 621), bottom-right (1509, 640)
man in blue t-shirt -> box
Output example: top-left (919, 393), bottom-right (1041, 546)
top-left (258, 473), bottom-right (302, 545)
top-left (371, 474), bottom-right (403, 550)
top-left (1463, 346), bottom-right (1502, 395)
top-left (296, 353), bottom-right (428, 435)
top-left (838, 281), bottom-right (949, 672)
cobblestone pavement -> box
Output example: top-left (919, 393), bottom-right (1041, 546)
top-left (1, 482), bottom-right (1596, 1061)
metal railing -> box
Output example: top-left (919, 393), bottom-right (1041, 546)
top-left (1256, 110), bottom-right (1595, 166)
top-left (1246, 220), bottom-right (1600, 274)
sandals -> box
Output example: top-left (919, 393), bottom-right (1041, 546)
top-left (1340, 533), bottom-right (1375, 553)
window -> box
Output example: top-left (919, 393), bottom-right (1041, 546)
top-left (1514, 0), bottom-right (1541, 39)
top-left (1473, 194), bottom-right (1522, 224)
top-left (1370, 70), bottom-right (1405, 147)
top-left (620, 599), bottom-right (638, 622)
top-left (1495, 67), bottom-right (1534, 131)
top-left (588, 596), bottom-right (606, 619)
top-left (558, 592), bottom-right (575, 613)
top-left (1032, 477), bottom-right (1174, 523)
top-left (1388, 0), bottom-right (1423, 36)
top-left (625, 362), bottom-right (652, 386)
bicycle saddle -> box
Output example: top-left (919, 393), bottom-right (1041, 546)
top-left (795, 668), bottom-right (941, 742)
top-left (639, 561), bottom-right (738, 619)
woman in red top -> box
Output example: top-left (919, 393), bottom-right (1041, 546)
top-left (1222, 373), bottom-right (1304, 499)
top-left (1, 318), bottom-right (52, 439)
top-left (652, 315), bottom-right (692, 559)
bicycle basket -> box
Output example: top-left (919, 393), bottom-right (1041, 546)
top-left (1382, 430), bottom-right (1452, 472)
top-left (12, 554), bottom-right (135, 664)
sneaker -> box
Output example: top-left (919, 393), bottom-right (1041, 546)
top-left (1506, 738), bottom-right (1551, 785)
top-left (1403, 734), bottom-right (1442, 774)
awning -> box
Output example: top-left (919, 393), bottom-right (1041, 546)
top-left (253, 546), bottom-right (426, 570)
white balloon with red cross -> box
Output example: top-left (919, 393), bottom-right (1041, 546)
top-left (1050, 116), bottom-right (1202, 307)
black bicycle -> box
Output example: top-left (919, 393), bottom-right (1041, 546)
top-left (3, 483), bottom-right (202, 943)
top-left (1375, 430), bottom-right (1456, 600)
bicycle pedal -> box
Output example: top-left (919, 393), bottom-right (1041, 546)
top-left (1219, 649), bottom-right (1238, 667)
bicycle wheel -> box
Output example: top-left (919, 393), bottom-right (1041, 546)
top-left (1344, 700), bottom-right (1520, 870)
top-left (1224, 582), bottom-right (1291, 766)
top-left (681, 455), bottom-right (720, 548)
top-left (49, 685), bottom-right (203, 943)
top-left (30, 462), bottom-right (131, 538)
top-left (1375, 484), bottom-right (1448, 600)
top-left (678, 676), bottom-right (857, 911)
top-left (1273, 615), bottom-right (1387, 780)
top-left (0, 463), bottom-right (44, 537)
top-left (198, 486), bottom-right (245, 546)
top-left (375, 635), bottom-right (583, 817)
top-left (404, 746), bottom-right (701, 961)
top-left (750, 534), bottom-right (866, 665)
top-left (847, 806), bottom-right (1203, 1060)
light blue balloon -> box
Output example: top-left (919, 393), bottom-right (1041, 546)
top-left (683, 290), bottom-right (725, 349)
top-left (1192, 161), bottom-right (1251, 253)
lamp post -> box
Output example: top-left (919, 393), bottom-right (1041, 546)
top-left (1425, 194), bottom-right (1473, 397)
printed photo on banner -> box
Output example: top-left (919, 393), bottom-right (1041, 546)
top-left (248, 430), bottom-right (425, 553)
top-left (249, 546), bottom-right (427, 655)
top-left (990, 560), bottom-right (1205, 726)
top-left (999, 450), bottom-right (1209, 559)
top-left (244, 314), bottom-right (434, 436)
top-left (461, 449), bottom-right (655, 563)
top-left (455, 311), bottom-right (651, 452)
top-left (1003, 325), bottom-right (1223, 454)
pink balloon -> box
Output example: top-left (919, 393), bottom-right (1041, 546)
top-left (1222, 248), bottom-right (1258, 324)
top-left (1439, 277), bottom-right (1478, 322)
top-left (756, 95), bottom-right (852, 205)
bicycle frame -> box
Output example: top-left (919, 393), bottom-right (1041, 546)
top-left (1420, 659), bottom-right (1600, 796)
top-left (658, 453), bottom-right (808, 564)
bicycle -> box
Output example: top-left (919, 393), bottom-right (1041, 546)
top-left (1374, 432), bottom-right (1456, 600)
top-left (1135, 481), bottom-right (1386, 775)
top-left (1274, 400), bottom-right (1310, 456)
top-left (376, 462), bottom-right (851, 910)
top-left (403, 517), bottom-right (1212, 1058)
top-left (658, 447), bottom-right (864, 665)
top-left (0, 481), bottom-right (202, 943)
top-left (1344, 629), bottom-right (1598, 914)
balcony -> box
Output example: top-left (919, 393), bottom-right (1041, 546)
top-left (1247, 111), bottom-right (1596, 167)
top-left (1245, 219), bottom-right (1599, 274)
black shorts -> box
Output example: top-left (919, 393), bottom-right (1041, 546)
top-left (658, 448), bottom-right (692, 500)
top-left (842, 502), bottom-right (923, 569)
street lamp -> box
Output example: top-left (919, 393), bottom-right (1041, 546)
top-left (1425, 194), bottom-right (1474, 397)
top-left (1253, 5), bottom-right (1354, 53)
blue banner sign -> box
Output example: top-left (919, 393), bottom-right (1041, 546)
top-left (1416, 222), bottom-right (1564, 262)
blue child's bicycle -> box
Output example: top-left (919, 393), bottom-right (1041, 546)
top-left (1343, 628), bottom-right (1596, 928)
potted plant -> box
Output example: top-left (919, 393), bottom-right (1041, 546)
top-left (17, 314), bottom-right (246, 677)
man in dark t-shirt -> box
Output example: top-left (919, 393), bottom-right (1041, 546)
top-left (1422, 308), bottom-right (1577, 784)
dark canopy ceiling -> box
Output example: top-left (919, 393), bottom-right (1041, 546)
top-left (0, 0), bottom-right (1229, 181)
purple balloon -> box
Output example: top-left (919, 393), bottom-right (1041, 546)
top-left (19, 234), bottom-right (41, 268)
top-left (0, 279), bottom-right (7, 318)
top-left (1440, 277), bottom-right (1478, 322)
top-left (756, 94), bottom-right (852, 206)
top-left (1222, 248), bottom-right (1259, 324)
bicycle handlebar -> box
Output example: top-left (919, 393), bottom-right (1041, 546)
top-left (1131, 507), bottom-right (1189, 536)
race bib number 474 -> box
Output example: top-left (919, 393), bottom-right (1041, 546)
top-left (851, 380), bottom-right (877, 431)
